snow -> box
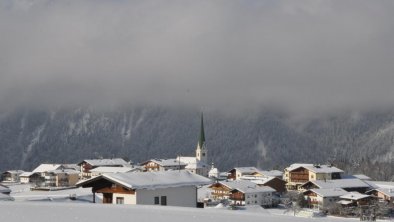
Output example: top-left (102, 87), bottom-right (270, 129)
top-left (0, 184), bottom-right (383, 222)
top-left (32, 164), bottom-right (63, 173)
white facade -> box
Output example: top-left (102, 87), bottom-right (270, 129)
top-left (244, 192), bottom-right (272, 206)
top-left (137, 186), bottom-right (197, 207)
top-left (105, 186), bottom-right (197, 207)
top-left (20, 177), bottom-right (30, 184)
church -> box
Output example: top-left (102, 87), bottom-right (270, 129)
top-left (178, 113), bottom-right (209, 176)
top-left (141, 113), bottom-right (210, 177)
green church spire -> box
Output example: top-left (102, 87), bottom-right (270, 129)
top-left (198, 112), bottom-right (205, 148)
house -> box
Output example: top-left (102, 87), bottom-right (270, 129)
top-left (1, 170), bottom-right (24, 183)
top-left (42, 169), bottom-right (80, 187)
top-left (366, 188), bottom-right (394, 204)
top-left (229, 185), bottom-right (275, 206)
top-left (78, 158), bottom-right (130, 179)
top-left (76, 170), bottom-right (211, 207)
top-left (227, 167), bottom-right (260, 180)
top-left (283, 163), bottom-right (344, 190)
top-left (338, 192), bottom-right (372, 207)
top-left (241, 175), bottom-right (287, 193)
top-left (90, 166), bottom-right (141, 177)
top-left (19, 172), bottom-right (43, 185)
top-left (304, 188), bottom-right (349, 209)
top-left (300, 178), bottom-right (374, 193)
top-left (208, 180), bottom-right (274, 206)
top-left (141, 159), bottom-right (187, 172)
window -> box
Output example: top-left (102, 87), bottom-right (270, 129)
top-left (202, 153), bottom-right (205, 156)
top-left (116, 197), bottom-right (124, 204)
top-left (255, 195), bottom-right (257, 198)
top-left (161, 196), bottom-right (167, 206)
top-left (154, 196), bottom-right (159, 205)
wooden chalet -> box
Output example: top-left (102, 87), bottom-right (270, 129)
top-left (78, 158), bottom-right (130, 179)
top-left (366, 188), bottom-right (394, 204)
top-left (283, 163), bottom-right (344, 190)
top-left (140, 159), bottom-right (187, 172)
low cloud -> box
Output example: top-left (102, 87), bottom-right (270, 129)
top-left (1, 0), bottom-right (394, 114)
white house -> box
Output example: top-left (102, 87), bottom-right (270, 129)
top-left (304, 188), bottom-right (349, 209)
top-left (76, 170), bottom-right (211, 207)
top-left (229, 184), bottom-right (275, 207)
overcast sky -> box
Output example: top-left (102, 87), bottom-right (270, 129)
top-left (1, 0), bottom-right (394, 114)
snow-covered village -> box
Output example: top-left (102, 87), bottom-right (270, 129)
top-left (1, 114), bottom-right (393, 222)
top-left (2, 0), bottom-right (394, 222)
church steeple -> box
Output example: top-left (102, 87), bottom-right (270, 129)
top-left (198, 112), bottom-right (205, 148)
top-left (196, 112), bottom-right (207, 163)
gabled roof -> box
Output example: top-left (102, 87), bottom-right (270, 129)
top-left (2, 170), bottom-right (24, 175)
top-left (368, 188), bottom-right (394, 198)
top-left (340, 192), bottom-right (370, 200)
top-left (32, 164), bottom-right (63, 173)
top-left (228, 167), bottom-right (259, 174)
top-left (142, 158), bottom-right (187, 167)
top-left (20, 172), bottom-right (40, 177)
top-left (211, 180), bottom-right (264, 190)
top-left (306, 188), bottom-right (349, 197)
top-left (90, 166), bottom-right (137, 173)
top-left (301, 179), bottom-right (371, 189)
top-left (78, 158), bottom-right (129, 167)
top-left (77, 170), bottom-right (211, 190)
top-left (258, 170), bottom-right (283, 177)
top-left (245, 176), bottom-right (284, 186)
top-left (351, 174), bottom-right (372, 181)
top-left (286, 163), bottom-right (343, 174)
top-left (231, 185), bottom-right (275, 194)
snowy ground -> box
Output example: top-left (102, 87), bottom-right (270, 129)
top-left (0, 184), bottom-right (389, 222)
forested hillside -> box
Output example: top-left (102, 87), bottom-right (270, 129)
top-left (0, 107), bottom-right (393, 180)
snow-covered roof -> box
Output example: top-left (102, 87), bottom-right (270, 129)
top-left (258, 170), bottom-right (283, 177)
top-left (286, 163), bottom-right (343, 173)
top-left (90, 166), bottom-right (137, 173)
top-left (79, 158), bottom-right (129, 167)
top-left (340, 192), bottom-right (370, 200)
top-left (351, 174), bottom-right (372, 181)
top-left (20, 172), bottom-right (38, 177)
top-left (2, 170), bottom-right (24, 175)
top-left (211, 180), bottom-right (274, 194)
top-left (368, 188), bottom-right (394, 198)
top-left (245, 176), bottom-right (281, 185)
top-left (231, 185), bottom-right (275, 194)
top-left (144, 158), bottom-right (187, 167)
top-left (0, 184), bottom-right (11, 194)
top-left (229, 167), bottom-right (259, 174)
top-left (302, 178), bottom-right (371, 189)
top-left (47, 169), bottom-right (80, 174)
top-left (32, 164), bottom-right (63, 173)
top-left (369, 181), bottom-right (394, 189)
top-left (178, 157), bottom-right (208, 169)
top-left (307, 188), bottom-right (349, 197)
top-left (77, 170), bottom-right (211, 190)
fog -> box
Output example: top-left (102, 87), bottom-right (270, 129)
top-left (1, 0), bottom-right (394, 114)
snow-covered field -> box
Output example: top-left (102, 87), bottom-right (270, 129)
top-left (0, 184), bottom-right (382, 222)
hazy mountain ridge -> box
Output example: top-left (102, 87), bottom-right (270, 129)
top-left (0, 107), bottom-right (393, 180)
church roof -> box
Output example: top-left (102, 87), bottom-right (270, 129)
top-left (198, 112), bottom-right (205, 148)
